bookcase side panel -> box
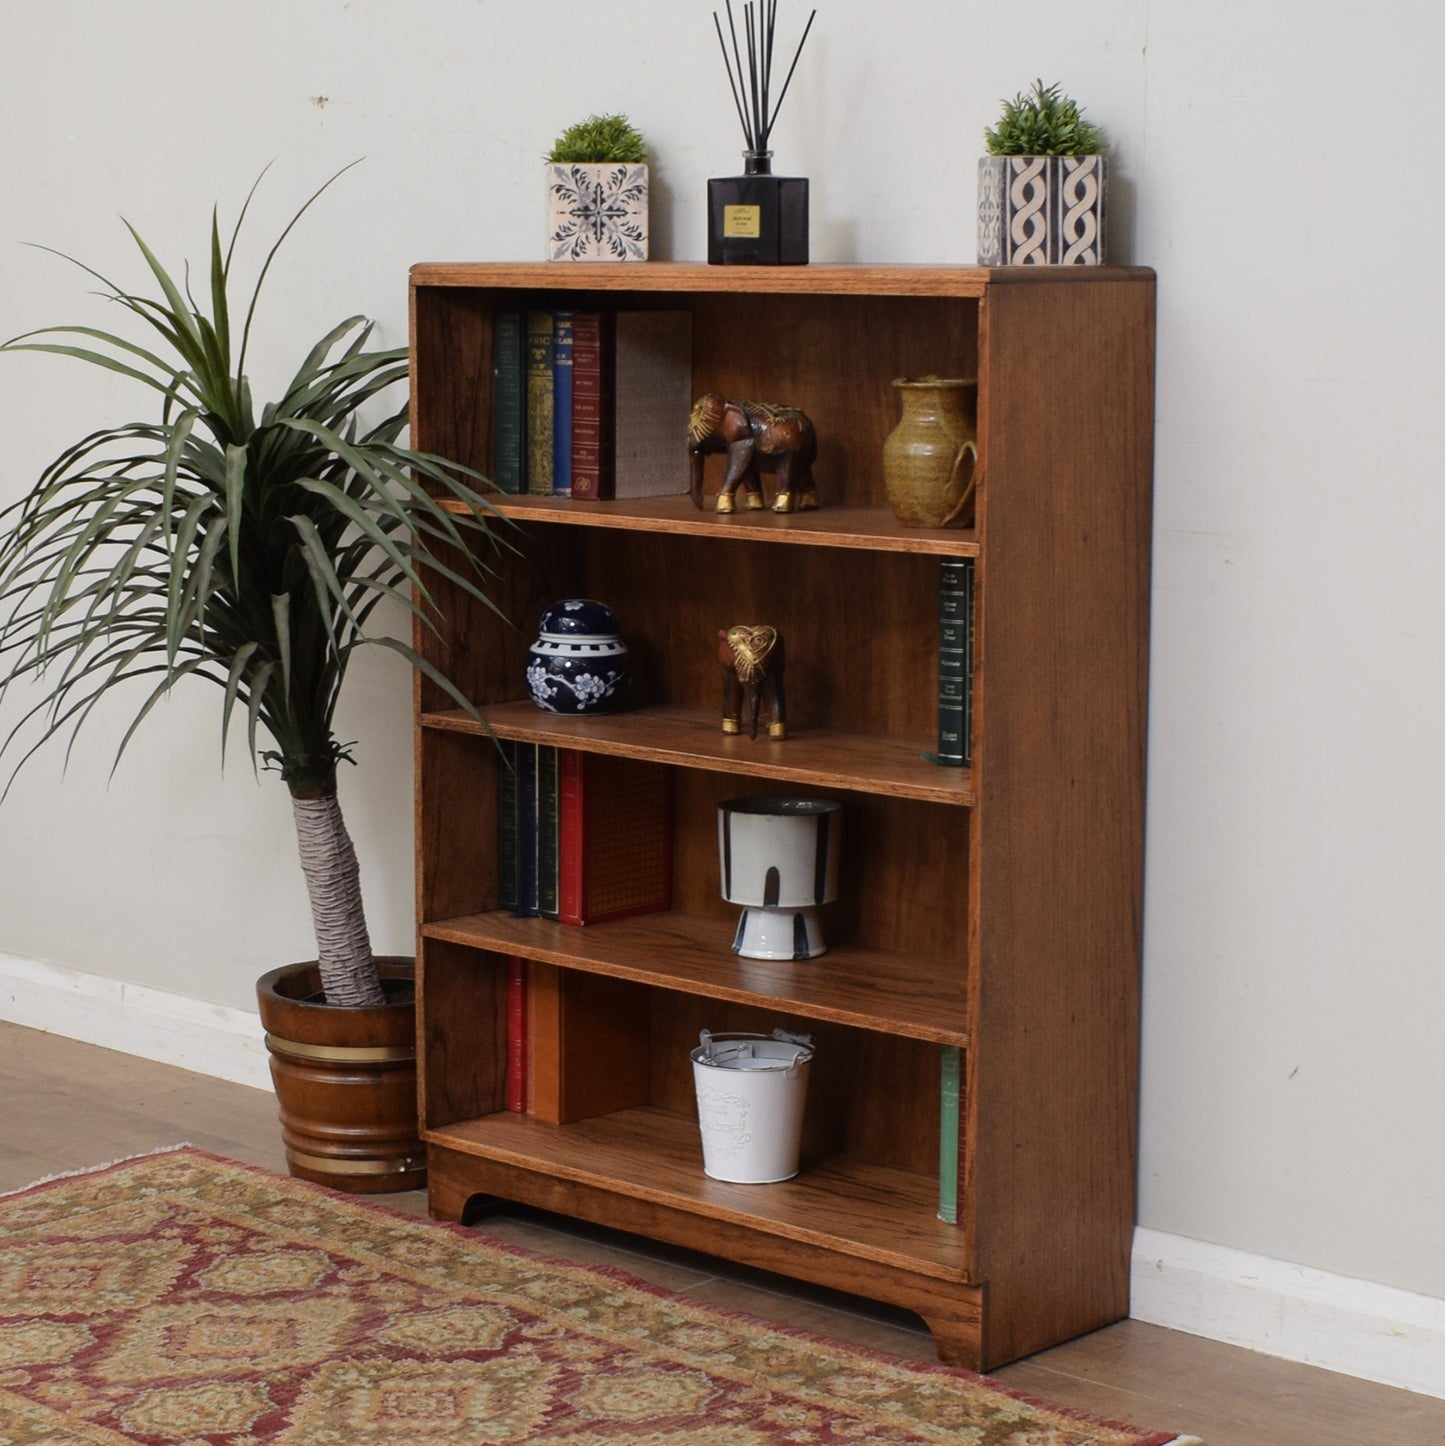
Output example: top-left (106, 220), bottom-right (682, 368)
top-left (417, 729), bottom-right (498, 923)
top-left (966, 276), bottom-right (1155, 1367)
top-left (419, 940), bottom-right (506, 1131)
top-left (410, 283), bottom-right (496, 484)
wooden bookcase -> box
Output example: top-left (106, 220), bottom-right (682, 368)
top-left (409, 262), bottom-right (1155, 1370)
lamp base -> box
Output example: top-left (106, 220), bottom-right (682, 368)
top-left (731, 904), bottom-right (827, 960)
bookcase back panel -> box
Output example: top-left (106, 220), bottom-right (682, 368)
top-left (563, 530), bottom-right (941, 738)
top-left (685, 294), bottom-right (979, 512)
top-left (414, 528), bottom-right (584, 713)
top-left (647, 992), bottom-right (942, 1175)
top-left (410, 282), bottom-right (980, 516)
top-left (670, 769), bottom-right (969, 966)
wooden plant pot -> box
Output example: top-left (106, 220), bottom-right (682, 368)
top-left (546, 163), bottom-right (649, 261)
top-left (256, 957), bottom-right (425, 1194)
top-left (977, 154), bottom-right (1107, 265)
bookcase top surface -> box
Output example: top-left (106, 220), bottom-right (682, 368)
top-left (409, 261), bottom-right (1155, 298)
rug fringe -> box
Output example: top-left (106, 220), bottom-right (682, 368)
top-left (0, 1142), bottom-right (195, 1198)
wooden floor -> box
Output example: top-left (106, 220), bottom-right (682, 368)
top-left (2, 1021), bottom-right (1441, 1446)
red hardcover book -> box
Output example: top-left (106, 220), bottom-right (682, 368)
top-left (506, 955), bottom-right (527, 1112)
top-left (558, 750), bottom-right (673, 925)
top-left (570, 310), bottom-right (616, 499)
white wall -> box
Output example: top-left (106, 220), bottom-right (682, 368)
top-left (2, 0), bottom-right (1442, 1322)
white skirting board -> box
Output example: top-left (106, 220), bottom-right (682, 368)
top-left (0, 950), bottom-right (272, 1092)
top-left (1131, 1227), bottom-right (1445, 1400)
top-left (2, 949), bottom-right (1442, 1399)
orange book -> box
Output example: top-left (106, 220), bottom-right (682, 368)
top-left (558, 750), bottom-right (673, 925)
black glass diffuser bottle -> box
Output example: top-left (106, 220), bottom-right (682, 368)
top-left (708, 1), bottom-right (815, 266)
top-left (708, 150), bottom-right (809, 265)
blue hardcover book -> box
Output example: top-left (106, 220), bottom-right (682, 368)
top-left (551, 311), bottom-right (574, 497)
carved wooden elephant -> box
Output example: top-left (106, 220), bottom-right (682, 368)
top-left (688, 394), bottom-right (818, 514)
top-left (719, 624), bottom-right (786, 740)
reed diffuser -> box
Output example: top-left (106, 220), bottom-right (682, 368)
top-left (707, 0), bottom-right (816, 265)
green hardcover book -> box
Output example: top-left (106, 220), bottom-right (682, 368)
top-left (938, 1043), bottom-right (961, 1224)
top-left (537, 745), bottom-right (560, 920)
top-left (525, 311), bottom-right (555, 496)
top-left (491, 309), bottom-right (527, 494)
top-left (497, 741), bottom-right (520, 912)
top-left (934, 557), bottom-right (973, 767)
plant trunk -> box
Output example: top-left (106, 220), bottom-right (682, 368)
top-left (289, 783), bottom-right (385, 1007)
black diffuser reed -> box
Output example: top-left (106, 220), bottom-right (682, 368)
top-left (708, 0), bottom-right (816, 266)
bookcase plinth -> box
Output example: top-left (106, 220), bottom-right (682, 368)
top-left (424, 1120), bottom-right (988, 1368)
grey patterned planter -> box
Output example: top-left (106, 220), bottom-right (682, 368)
top-left (977, 155), bottom-right (1106, 266)
top-left (547, 163), bottom-right (649, 262)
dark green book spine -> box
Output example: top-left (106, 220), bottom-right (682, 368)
top-left (937, 557), bottom-right (973, 767)
top-left (497, 741), bottom-right (520, 912)
top-left (491, 310), bottom-right (527, 494)
top-left (537, 745), bottom-right (560, 920)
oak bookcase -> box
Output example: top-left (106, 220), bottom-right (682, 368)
top-left (409, 262), bottom-right (1155, 1370)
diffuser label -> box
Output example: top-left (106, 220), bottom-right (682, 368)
top-left (724, 205), bottom-right (762, 238)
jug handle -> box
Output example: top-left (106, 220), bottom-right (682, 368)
top-left (940, 440), bottom-right (980, 528)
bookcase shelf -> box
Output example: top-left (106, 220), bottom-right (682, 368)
top-left (425, 1107), bottom-right (969, 1278)
top-left (410, 261), bottom-right (1155, 1372)
top-left (421, 909), bottom-right (970, 1045)
top-left (460, 492), bottom-right (982, 557)
top-left (421, 702), bottom-right (975, 806)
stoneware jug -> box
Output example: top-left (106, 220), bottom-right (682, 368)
top-left (881, 377), bottom-right (979, 528)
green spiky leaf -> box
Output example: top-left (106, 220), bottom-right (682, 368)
top-left (0, 168), bottom-right (509, 796)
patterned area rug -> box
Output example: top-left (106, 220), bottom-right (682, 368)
top-left (0, 1148), bottom-right (1201, 1444)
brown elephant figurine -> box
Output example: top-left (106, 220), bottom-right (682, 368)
top-left (719, 625), bottom-right (786, 739)
top-left (688, 394), bottom-right (818, 514)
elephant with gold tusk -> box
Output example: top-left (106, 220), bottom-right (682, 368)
top-left (718, 624), bottom-right (786, 740)
top-left (688, 393), bottom-right (818, 514)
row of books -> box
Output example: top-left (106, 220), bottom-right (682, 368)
top-left (498, 741), bottom-right (674, 926)
top-left (492, 308), bottom-right (693, 500)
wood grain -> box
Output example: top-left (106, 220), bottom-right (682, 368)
top-left (421, 910), bottom-right (969, 1045)
top-left (410, 262), bottom-right (1156, 1372)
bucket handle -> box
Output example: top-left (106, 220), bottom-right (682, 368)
top-left (697, 1028), bottom-right (814, 1074)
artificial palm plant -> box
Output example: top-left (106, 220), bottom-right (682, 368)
top-left (0, 170), bottom-right (503, 1007)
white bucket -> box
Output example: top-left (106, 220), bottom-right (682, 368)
top-left (690, 1030), bottom-right (813, 1183)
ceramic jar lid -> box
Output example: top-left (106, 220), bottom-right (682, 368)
top-left (535, 599), bottom-right (621, 642)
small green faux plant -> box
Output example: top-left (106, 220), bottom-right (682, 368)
top-left (984, 80), bottom-right (1105, 156)
top-left (545, 113), bottom-right (648, 165)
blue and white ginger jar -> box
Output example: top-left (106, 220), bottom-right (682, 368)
top-left (526, 599), bottom-right (630, 715)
